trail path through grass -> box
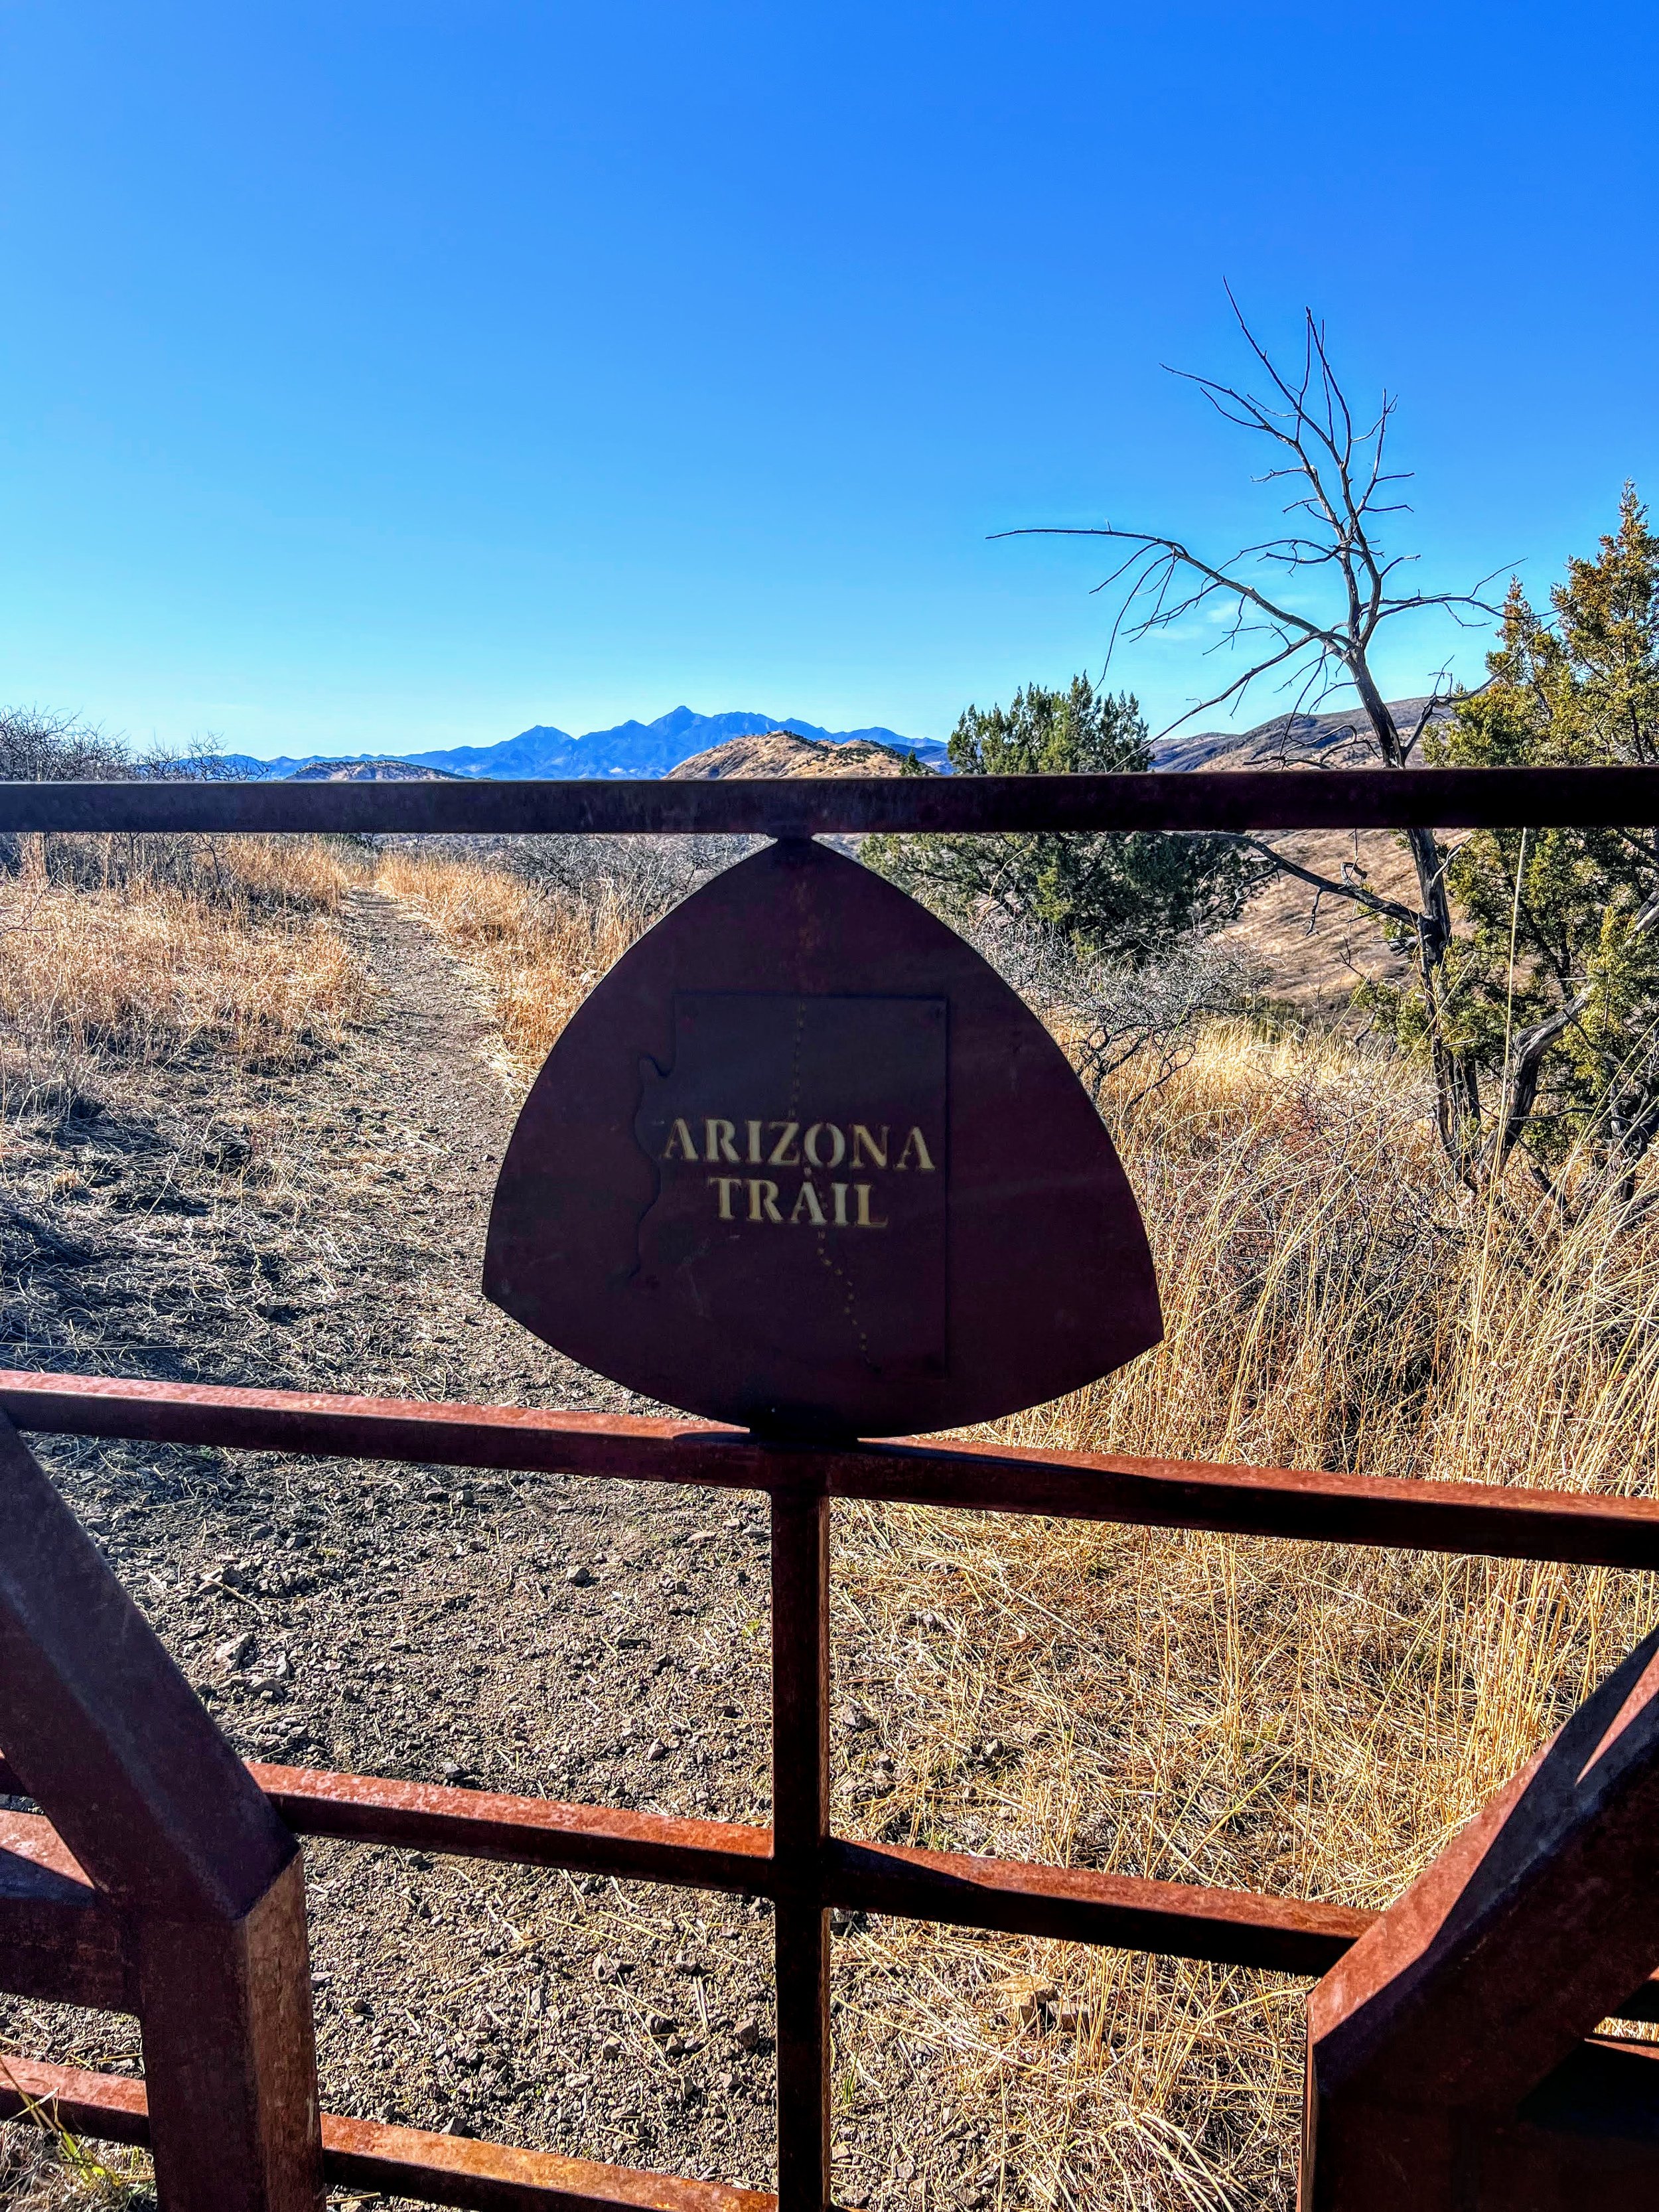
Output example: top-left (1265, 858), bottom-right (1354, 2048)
top-left (2, 885), bottom-right (814, 2203)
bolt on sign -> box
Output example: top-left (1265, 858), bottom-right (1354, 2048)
top-left (484, 839), bottom-right (1161, 1438)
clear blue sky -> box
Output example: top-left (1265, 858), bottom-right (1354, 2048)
top-left (3, 1), bottom-right (1656, 760)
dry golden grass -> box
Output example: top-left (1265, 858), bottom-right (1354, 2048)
top-left (831, 1028), bottom-right (1659, 2209)
top-left (0, 834), bottom-right (372, 1096)
top-left (374, 857), bottom-right (1659, 2207)
top-left (374, 849), bottom-right (644, 1076)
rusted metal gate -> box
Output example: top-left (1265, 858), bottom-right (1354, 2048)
top-left (3, 768), bottom-right (1659, 2211)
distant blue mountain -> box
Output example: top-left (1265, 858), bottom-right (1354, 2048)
top-left (216, 706), bottom-right (949, 781)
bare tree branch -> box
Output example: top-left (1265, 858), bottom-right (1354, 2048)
top-left (991, 301), bottom-right (1513, 1184)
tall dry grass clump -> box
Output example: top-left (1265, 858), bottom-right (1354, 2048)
top-left (833, 1025), bottom-right (1659, 2209)
top-left (0, 834), bottom-right (371, 1102)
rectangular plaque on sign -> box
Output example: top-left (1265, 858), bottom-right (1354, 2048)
top-left (633, 992), bottom-right (948, 1380)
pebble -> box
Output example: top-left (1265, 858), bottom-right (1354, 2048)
top-left (734, 2019), bottom-right (763, 2051)
top-left (214, 1632), bottom-right (255, 1670)
top-left (564, 1564), bottom-right (594, 1587)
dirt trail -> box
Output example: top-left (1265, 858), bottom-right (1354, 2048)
top-left (2, 888), bottom-right (989, 2211)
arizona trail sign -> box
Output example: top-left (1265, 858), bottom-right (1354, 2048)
top-left (484, 839), bottom-right (1161, 1438)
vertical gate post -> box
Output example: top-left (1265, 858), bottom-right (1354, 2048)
top-left (770, 1473), bottom-right (831, 2212)
top-left (0, 1415), bottom-right (324, 2211)
top-left (1302, 1622), bottom-right (1659, 2210)
top-left (136, 1860), bottom-right (321, 2211)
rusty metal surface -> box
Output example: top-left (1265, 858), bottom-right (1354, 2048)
top-left (7, 765), bottom-right (1659, 836)
top-left (768, 1484), bottom-right (831, 2212)
top-left (139, 1856), bottom-right (324, 2212)
top-left (0, 1755), bottom-right (1381, 1973)
top-left (11, 1369), bottom-right (1659, 1567)
top-left (826, 1838), bottom-right (1374, 1974)
top-left (0, 2055), bottom-right (776, 2211)
top-left (322, 2110), bottom-right (778, 2212)
top-left (0, 2054), bottom-right (151, 2145)
top-left (0, 1413), bottom-right (325, 2209)
top-left (1517, 2033), bottom-right (1659, 2144)
top-left (233, 1765), bottom-right (1390, 1973)
top-left (485, 841), bottom-right (1161, 1436)
top-left (248, 1763), bottom-right (772, 1892)
top-left (0, 1807), bottom-right (133, 2009)
top-left (1465, 2039), bottom-right (1659, 2209)
top-left (13, 1751), bottom-right (1659, 2006)
top-left (1303, 1623), bottom-right (1659, 2211)
top-left (0, 1412), bottom-right (298, 1924)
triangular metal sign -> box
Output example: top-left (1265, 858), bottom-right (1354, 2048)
top-left (484, 840), bottom-right (1161, 1438)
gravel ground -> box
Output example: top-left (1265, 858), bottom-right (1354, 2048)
top-left (0, 889), bottom-right (1001, 2211)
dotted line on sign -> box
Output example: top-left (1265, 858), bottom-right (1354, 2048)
top-left (816, 1233), bottom-right (873, 1369)
top-left (786, 997), bottom-right (806, 1124)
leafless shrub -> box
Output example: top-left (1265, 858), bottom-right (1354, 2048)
top-left (0, 706), bottom-right (129, 786)
top-left (507, 832), bottom-right (763, 932)
top-left (970, 917), bottom-right (1265, 1107)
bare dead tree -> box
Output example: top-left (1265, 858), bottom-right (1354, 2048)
top-left (998, 299), bottom-right (1506, 1182)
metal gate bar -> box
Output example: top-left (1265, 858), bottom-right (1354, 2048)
top-left (8, 1371), bottom-right (1659, 1569)
top-left (7, 1372), bottom-right (1659, 2207)
top-left (5, 763), bottom-right (1659, 839)
top-left (0, 2052), bottom-right (774, 2212)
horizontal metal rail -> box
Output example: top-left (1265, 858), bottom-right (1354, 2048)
top-left (5, 765), bottom-right (1659, 838)
top-left (9, 1370), bottom-right (1659, 1568)
top-left (0, 2053), bottom-right (772, 2212)
top-left (0, 1759), bottom-right (1373, 1982)
top-left (11, 1757), bottom-right (1656, 2008)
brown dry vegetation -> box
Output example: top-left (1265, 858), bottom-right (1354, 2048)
top-left (0, 2099), bottom-right (150, 2211)
top-left (372, 849), bottom-right (645, 1078)
top-left (0, 835), bottom-right (370, 1102)
top-left (8, 838), bottom-right (1659, 2207)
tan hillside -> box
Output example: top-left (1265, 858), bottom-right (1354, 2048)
top-left (666, 729), bottom-right (920, 778)
top-left (667, 709), bottom-right (1432, 1009)
top-left (287, 758), bottom-right (461, 780)
top-left (1163, 700), bottom-right (1450, 1010)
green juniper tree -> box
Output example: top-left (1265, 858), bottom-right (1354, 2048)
top-left (865, 672), bottom-right (1248, 961)
top-left (1406, 488), bottom-right (1659, 1200)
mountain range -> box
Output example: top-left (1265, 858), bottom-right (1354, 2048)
top-left (214, 705), bottom-right (952, 782)
top-left (208, 697), bottom-right (1450, 783)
